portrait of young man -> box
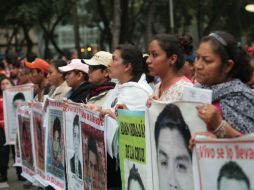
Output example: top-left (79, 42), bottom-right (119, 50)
top-left (35, 116), bottom-right (44, 169)
top-left (21, 120), bottom-right (33, 167)
top-left (87, 135), bottom-right (99, 189)
top-left (154, 104), bottom-right (193, 190)
top-left (127, 164), bottom-right (145, 190)
top-left (70, 114), bottom-right (82, 179)
top-left (12, 92), bottom-right (26, 115)
top-left (217, 161), bottom-right (250, 190)
top-left (51, 116), bottom-right (63, 169)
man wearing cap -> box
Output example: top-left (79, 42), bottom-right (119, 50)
top-left (83, 51), bottom-right (115, 106)
top-left (25, 58), bottom-right (51, 102)
top-left (59, 59), bottom-right (92, 103)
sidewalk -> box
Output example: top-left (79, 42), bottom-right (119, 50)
top-left (0, 164), bottom-right (37, 190)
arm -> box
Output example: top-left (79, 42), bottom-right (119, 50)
top-left (196, 104), bottom-right (242, 138)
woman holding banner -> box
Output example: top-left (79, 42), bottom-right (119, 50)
top-left (146, 34), bottom-right (193, 103)
top-left (194, 31), bottom-right (254, 137)
top-left (99, 44), bottom-right (153, 189)
top-left (102, 44), bottom-right (153, 112)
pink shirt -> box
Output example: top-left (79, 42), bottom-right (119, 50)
top-left (154, 76), bottom-right (193, 102)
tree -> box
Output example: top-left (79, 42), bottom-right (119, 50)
top-left (112, 0), bottom-right (121, 49)
top-left (72, 0), bottom-right (81, 58)
top-left (35, 0), bottom-right (73, 58)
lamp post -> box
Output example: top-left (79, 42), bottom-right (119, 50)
top-left (245, 4), bottom-right (254, 12)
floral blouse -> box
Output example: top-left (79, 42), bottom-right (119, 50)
top-left (154, 76), bottom-right (193, 103)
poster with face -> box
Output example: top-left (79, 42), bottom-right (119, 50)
top-left (17, 105), bottom-right (35, 182)
top-left (118, 109), bottom-right (153, 190)
top-left (45, 99), bottom-right (65, 190)
top-left (14, 132), bottom-right (22, 166)
top-left (3, 84), bottom-right (34, 144)
top-left (147, 100), bottom-right (207, 190)
top-left (31, 101), bottom-right (47, 186)
top-left (81, 108), bottom-right (106, 190)
top-left (193, 135), bottom-right (254, 190)
top-left (64, 103), bottom-right (84, 190)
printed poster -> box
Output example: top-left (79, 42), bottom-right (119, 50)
top-left (64, 103), bottom-right (84, 190)
top-left (147, 100), bottom-right (207, 190)
top-left (31, 101), bottom-right (47, 186)
top-left (17, 105), bottom-right (35, 182)
top-left (118, 109), bottom-right (153, 190)
top-left (45, 99), bottom-right (65, 190)
top-left (193, 135), bottom-right (254, 190)
top-left (81, 108), bottom-right (106, 190)
top-left (3, 84), bottom-right (34, 144)
top-left (14, 133), bottom-right (22, 166)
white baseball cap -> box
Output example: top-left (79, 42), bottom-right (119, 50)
top-left (58, 59), bottom-right (88, 73)
top-left (83, 51), bottom-right (112, 67)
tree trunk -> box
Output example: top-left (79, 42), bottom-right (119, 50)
top-left (72, 0), bottom-right (81, 58)
top-left (196, 0), bottom-right (201, 40)
top-left (119, 0), bottom-right (128, 43)
top-left (22, 25), bottom-right (33, 55)
top-left (145, 0), bottom-right (155, 48)
top-left (5, 26), bottom-right (18, 55)
top-left (44, 33), bottom-right (50, 59)
top-left (112, 0), bottom-right (121, 49)
top-left (96, 0), bottom-right (112, 50)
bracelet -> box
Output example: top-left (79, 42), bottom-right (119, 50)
top-left (214, 120), bottom-right (226, 138)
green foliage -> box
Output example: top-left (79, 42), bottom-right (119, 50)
top-left (1, 0), bottom-right (254, 51)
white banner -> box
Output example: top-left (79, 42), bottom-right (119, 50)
top-left (193, 135), bottom-right (254, 190)
top-left (81, 108), bottom-right (106, 190)
top-left (17, 105), bottom-right (35, 182)
top-left (64, 103), bottom-right (84, 190)
top-left (45, 99), bottom-right (65, 190)
top-left (31, 101), bottom-right (48, 186)
top-left (147, 100), bottom-right (207, 190)
top-left (3, 84), bottom-right (33, 144)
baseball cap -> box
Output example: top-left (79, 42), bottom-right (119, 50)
top-left (24, 58), bottom-right (49, 73)
top-left (58, 59), bottom-right (88, 73)
top-left (83, 51), bottom-right (112, 67)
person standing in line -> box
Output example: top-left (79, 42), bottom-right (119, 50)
top-left (146, 34), bottom-right (193, 103)
top-left (193, 31), bottom-right (254, 138)
top-left (47, 59), bottom-right (71, 100)
top-left (99, 44), bottom-right (153, 190)
top-left (25, 58), bottom-right (51, 102)
top-left (59, 59), bottom-right (92, 103)
top-left (83, 51), bottom-right (116, 106)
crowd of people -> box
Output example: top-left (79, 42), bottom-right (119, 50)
top-left (0, 30), bottom-right (253, 189)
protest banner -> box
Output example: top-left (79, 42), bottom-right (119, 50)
top-left (104, 115), bottom-right (118, 158)
top-left (31, 101), bottom-right (48, 186)
top-left (17, 105), bottom-right (35, 182)
top-left (118, 109), bottom-right (153, 190)
top-left (45, 99), bottom-right (65, 190)
top-left (3, 84), bottom-right (34, 144)
top-left (64, 103), bottom-right (84, 190)
top-left (147, 100), bottom-right (207, 190)
top-left (193, 135), bottom-right (254, 190)
top-left (81, 108), bottom-right (106, 190)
